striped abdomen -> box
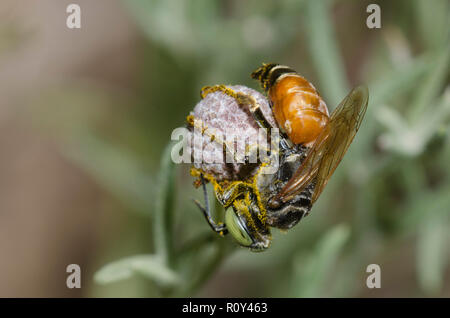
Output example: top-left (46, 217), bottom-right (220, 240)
top-left (251, 63), bottom-right (329, 145)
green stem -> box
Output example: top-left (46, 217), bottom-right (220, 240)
top-left (154, 142), bottom-right (176, 267)
top-left (182, 239), bottom-right (233, 296)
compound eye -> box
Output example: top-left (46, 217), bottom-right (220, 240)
top-left (225, 208), bottom-right (253, 247)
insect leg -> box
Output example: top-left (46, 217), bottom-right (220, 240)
top-left (193, 174), bottom-right (228, 236)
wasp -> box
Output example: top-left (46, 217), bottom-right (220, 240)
top-left (188, 63), bottom-right (368, 251)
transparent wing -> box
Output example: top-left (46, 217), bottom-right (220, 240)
top-left (269, 85), bottom-right (369, 207)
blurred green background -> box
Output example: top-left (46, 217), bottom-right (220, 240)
top-left (0, 0), bottom-right (448, 297)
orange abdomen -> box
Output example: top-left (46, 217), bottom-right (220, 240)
top-left (269, 75), bottom-right (329, 145)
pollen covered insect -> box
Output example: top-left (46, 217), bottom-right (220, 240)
top-left (187, 63), bottom-right (368, 251)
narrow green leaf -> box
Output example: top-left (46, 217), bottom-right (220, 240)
top-left (399, 185), bottom-right (450, 234)
top-left (369, 54), bottom-right (431, 107)
top-left (292, 224), bottom-right (351, 297)
top-left (62, 133), bottom-right (155, 215)
top-left (303, 0), bottom-right (349, 106)
top-left (180, 239), bottom-right (231, 296)
top-left (123, 0), bottom-right (196, 57)
top-left (376, 106), bottom-right (425, 156)
top-left (376, 105), bottom-right (409, 135)
top-left (154, 142), bottom-right (176, 266)
top-left (417, 215), bottom-right (448, 295)
top-left (414, 0), bottom-right (449, 50)
top-left (375, 91), bottom-right (450, 156)
top-left (94, 254), bottom-right (180, 287)
top-left (409, 46), bottom-right (450, 123)
top-left (351, 53), bottom-right (431, 158)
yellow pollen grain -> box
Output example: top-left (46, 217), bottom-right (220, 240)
top-left (234, 198), bottom-right (257, 232)
top-left (186, 114), bottom-right (195, 126)
top-left (190, 167), bottom-right (224, 196)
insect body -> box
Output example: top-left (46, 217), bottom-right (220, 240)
top-left (188, 63), bottom-right (368, 251)
top-left (251, 64), bottom-right (329, 145)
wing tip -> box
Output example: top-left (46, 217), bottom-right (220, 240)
top-left (352, 85), bottom-right (369, 104)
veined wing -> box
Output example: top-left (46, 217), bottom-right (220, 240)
top-left (268, 85), bottom-right (369, 208)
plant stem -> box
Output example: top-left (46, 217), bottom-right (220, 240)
top-left (182, 239), bottom-right (233, 296)
top-left (154, 142), bottom-right (176, 267)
